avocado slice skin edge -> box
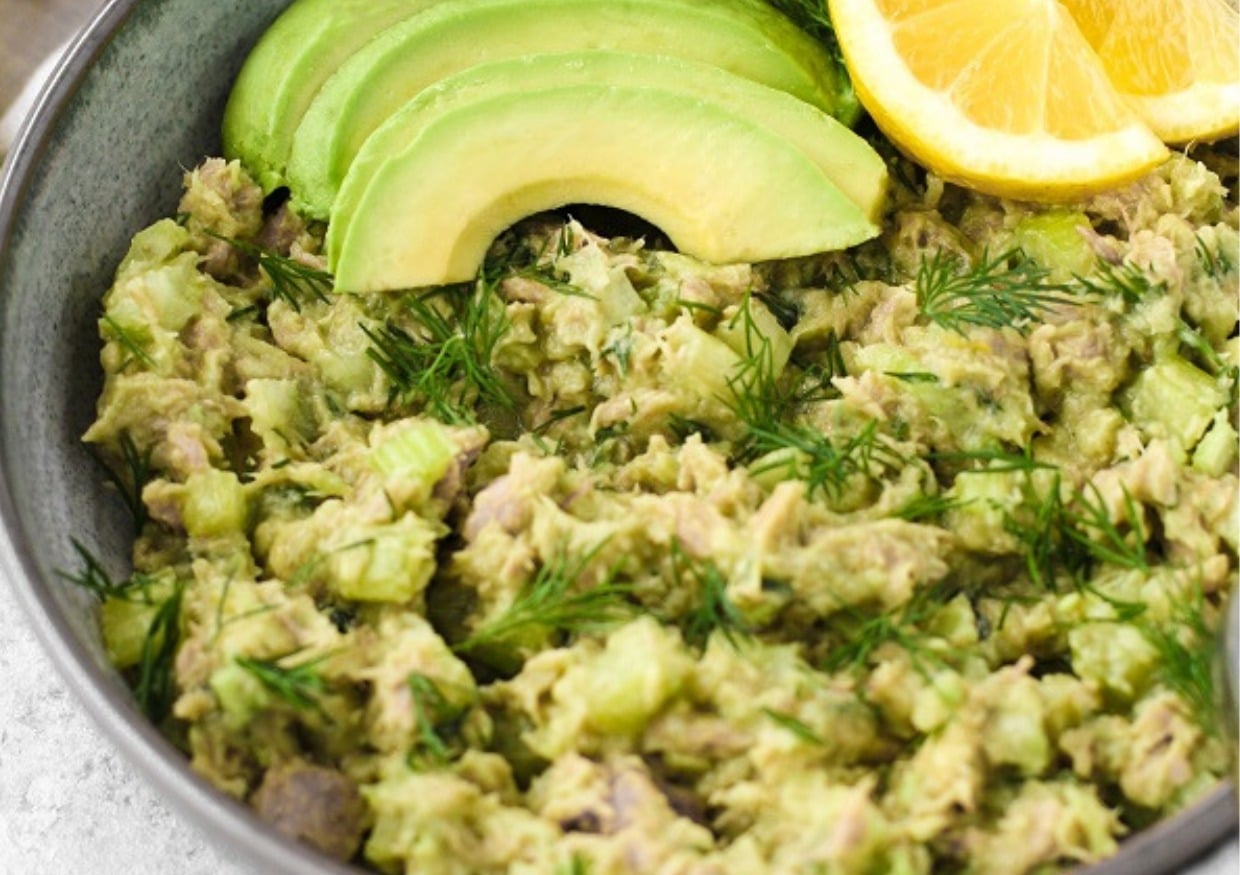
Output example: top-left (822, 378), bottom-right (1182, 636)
top-left (282, 0), bottom-right (856, 217)
top-left (330, 83), bottom-right (879, 293)
top-left (222, 0), bottom-right (444, 193)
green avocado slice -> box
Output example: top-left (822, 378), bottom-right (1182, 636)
top-left (329, 83), bottom-right (879, 292)
top-left (327, 51), bottom-right (888, 262)
top-left (285, 0), bottom-right (858, 219)
top-left (221, 0), bottom-right (444, 193)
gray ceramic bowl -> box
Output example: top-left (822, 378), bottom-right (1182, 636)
top-left (0, 1), bottom-right (1235, 873)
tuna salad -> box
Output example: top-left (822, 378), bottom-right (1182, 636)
top-left (78, 138), bottom-right (1238, 874)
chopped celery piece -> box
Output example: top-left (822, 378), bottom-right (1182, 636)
top-left (581, 617), bottom-right (692, 736)
top-left (1191, 412), bottom-right (1238, 476)
top-left (1012, 210), bottom-right (1095, 279)
top-left (1123, 354), bottom-right (1227, 450)
top-left (183, 469), bottom-right (249, 538)
top-left (328, 513), bottom-right (442, 603)
top-left (101, 596), bottom-right (160, 669)
top-left (715, 298), bottom-right (793, 378)
top-left (370, 418), bottom-right (457, 486)
top-left (245, 378), bottom-right (316, 453)
top-left (209, 661), bottom-right (268, 728)
top-left (660, 316), bottom-right (743, 400)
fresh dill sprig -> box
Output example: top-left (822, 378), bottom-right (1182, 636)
top-left (929, 447), bottom-right (1055, 474)
top-left (725, 298), bottom-right (900, 501)
top-left (671, 541), bottom-right (752, 649)
top-left (1195, 234), bottom-right (1234, 280)
top-left (364, 281), bottom-right (515, 423)
top-left (135, 582), bottom-right (185, 722)
top-left (886, 371), bottom-right (939, 384)
top-left (101, 314), bottom-right (156, 370)
top-left (744, 419), bottom-right (905, 503)
top-left (893, 492), bottom-right (965, 522)
top-left (761, 707), bottom-right (825, 745)
top-left (602, 328), bottom-right (634, 378)
top-left (1004, 473), bottom-right (1150, 600)
top-left (821, 583), bottom-right (955, 677)
top-left (58, 539), bottom-right (149, 600)
top-left (58, 543), bottom-right (185, 721)
top-left (235, 650), bottom-right (332, 714)
top-left (1136, 582), bottom-right (1221, 735)
top-left (213, 235), bottom-right (333, 312)
top-left (916, 248), bottom-right (1076, 335)
top-left (1074, 260), bottom-right (1161, 307)
top-left (89, 432), bottom-right (152, 535)
top-left (532, 405), bottom-right (588, 435)
top-left (453, 542), bottom-right (635, 654)
top-left (407, 672), bottom-right (469, 768)
top-left (1063, 483), bottom-right (1150, 572)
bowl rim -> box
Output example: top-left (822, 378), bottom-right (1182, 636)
top-left (0, 1), bottom-right (355, 872)
top-left (0, 2), bottom-right (1235, 874)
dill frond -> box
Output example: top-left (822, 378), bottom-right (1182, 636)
top-left (821, 584), bottom-right (954, 678)
top-left (365, 281), bottom-right (515, 424)
top-left (406, 673), bottom-right (469, 768)
top-left (672, 541), bottom-right (752, 649)
top-left (236, 650), bottom-right (332, 714)
top-left (762, 707), bottom-right (825, 745)
top-left (1195, 234), bottom-right (1234, 280)
top-left (1004, 473), bottom-right (1150, 597)
top-left (135, 581), bottom-right (185, 722)
top-left (916, 249), bottom-right (1076, 335)
top-left (214, 235), bottom-right (333, 312)
top-left (894, 492), bottom-right (965, 522)
top-left (89, 431), bottom-right (152, 535)
top-left (58, 539), bottom-right (148, 600)
top-left (1074, 260), bottom-right (1162, 307)
top-left (101, 314), bottom-right (156, 370)
top-left (725, 297), bottom-right (899, 502)
top-left (58, 542), bottom-right (185, 721)
top-left (1137, 582), bottom-right (1221, 736)
top-left (454, 542), bottom-right (635, 654)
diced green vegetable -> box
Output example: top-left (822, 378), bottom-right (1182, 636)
top-left (1123, 353), bottom-right (1227, 450)
top-left (327, 513), bottom-right (442, 603)
top-left (183, 469), bottom-right (249, 538)
top-left (1011, 210), bottom-right (1095, 279)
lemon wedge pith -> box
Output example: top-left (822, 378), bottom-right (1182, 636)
top-left (827, 0), bottom-right (1170, 202)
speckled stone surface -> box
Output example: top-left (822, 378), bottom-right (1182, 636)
top-left (0, 573), bottom-right (252, 875)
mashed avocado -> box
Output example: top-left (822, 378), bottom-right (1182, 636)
top-left (80, 145), bottom-right (1238, 873)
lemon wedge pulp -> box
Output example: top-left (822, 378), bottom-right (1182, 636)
top-left (827, 0), bottom-right (1171, 202)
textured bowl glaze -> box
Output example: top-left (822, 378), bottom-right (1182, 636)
top-left (0, 1), bottom-right (1234, 873)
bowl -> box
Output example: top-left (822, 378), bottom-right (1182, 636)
top-left (0, 1), bottom-right (1235, 872)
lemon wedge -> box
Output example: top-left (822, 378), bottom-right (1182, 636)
top-left (826, 0), bottom-right (1169, 201)
top-left (1060, 0), bottom-right (1240, 143)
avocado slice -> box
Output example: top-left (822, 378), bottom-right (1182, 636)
top-left (329, 83), bottom-right (879, 292)
top-left (327, 51), bottom-right (888, 260)
top-left (284, 0), bottom-right (857, 219)
top-left (221, 0), bottom-right (443, 193)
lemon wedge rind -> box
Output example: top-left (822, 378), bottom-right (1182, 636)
top-left (828, 0), bottom-right (1170, 203)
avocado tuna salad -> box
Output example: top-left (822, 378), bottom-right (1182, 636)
top-left (78, 136), bottom-right (1238, 874)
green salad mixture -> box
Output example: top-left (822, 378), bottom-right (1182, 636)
top-left (78, 135), bottom-right (1237, 873)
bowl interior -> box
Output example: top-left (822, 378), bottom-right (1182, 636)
top-left (0, 0), bottom-right (353, 871)
top-left (0, 1), bottom-right (1233, 873)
